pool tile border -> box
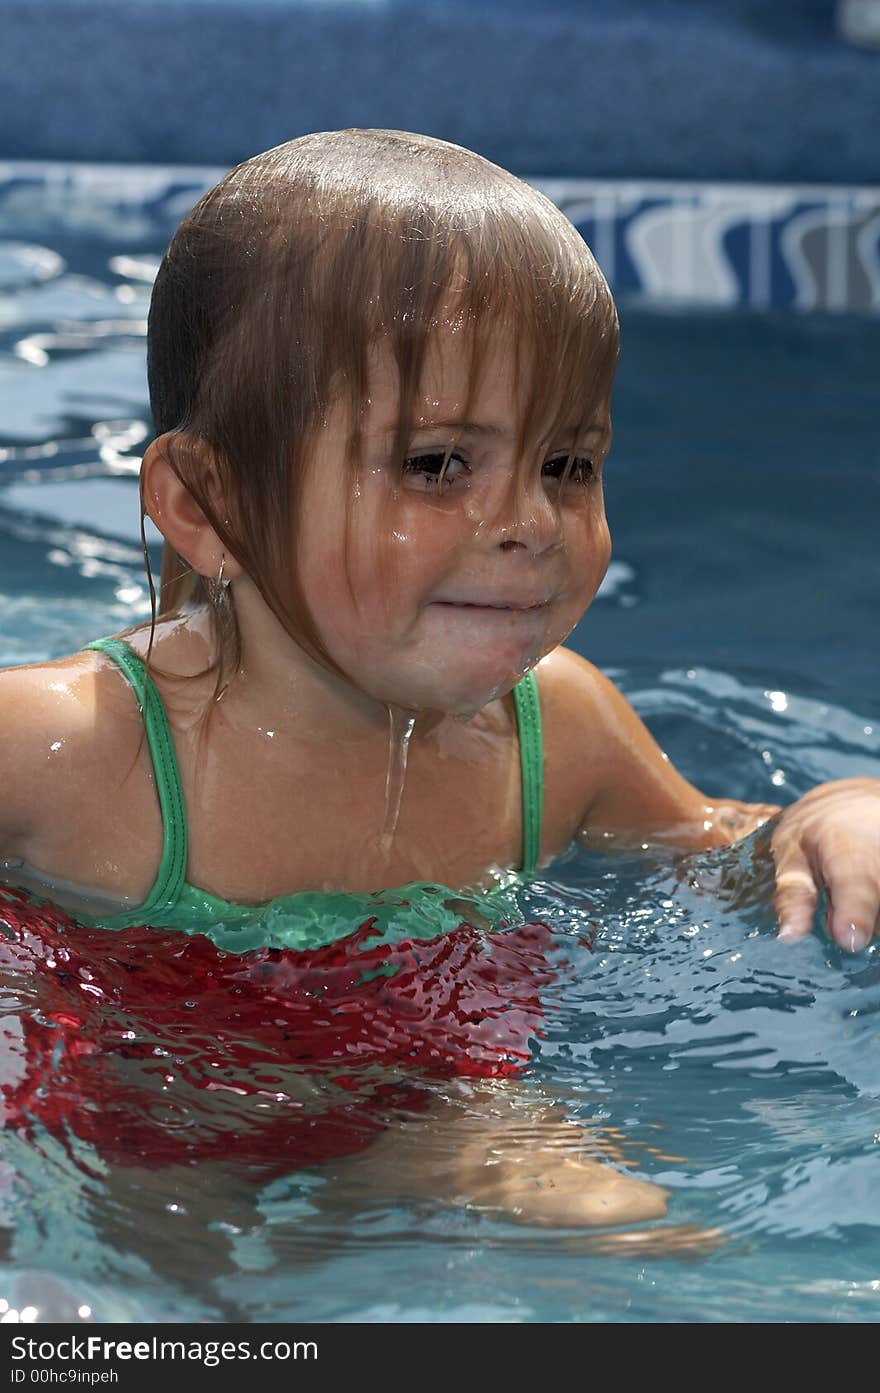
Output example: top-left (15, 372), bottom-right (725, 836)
top-left (1, 162), bottom-right (878, 314)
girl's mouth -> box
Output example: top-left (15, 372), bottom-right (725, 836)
top-left (432, 598), bottom-right (550, 612)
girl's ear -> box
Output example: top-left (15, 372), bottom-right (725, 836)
top-left (140, 434), bottom-right (244, 580)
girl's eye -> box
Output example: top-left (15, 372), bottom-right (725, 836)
top-left (401, 450), bottom-right (595, 493)
top-left (401, 451), bottom-right (469, 491)
top-left (542, 454), bottom-right (595, 486)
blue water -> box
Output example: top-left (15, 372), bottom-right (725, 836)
top-left (0, 212), bottom-right (879, 1323)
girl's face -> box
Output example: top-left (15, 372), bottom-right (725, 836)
top-left (297, 327), bottom-right (613, 716)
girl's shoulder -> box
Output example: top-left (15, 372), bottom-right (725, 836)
top-left (535, 643), bottom-right (611, 713)
top-left (535, 643), bottom-right (625, 750)
top-left (0, 643), bottom-right (135, 747)
top-left (0, 643), bottom-right (146, 851)
top-left (534, 644), bottom-right (623, 836)
top-left (0, 614), bottom-right (206, 841)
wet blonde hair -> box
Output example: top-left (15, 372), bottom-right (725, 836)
top-left (138, 127), bottom-right (619, 698)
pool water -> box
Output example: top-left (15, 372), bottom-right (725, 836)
top-left (0, 223), bottom-right (879, 1323)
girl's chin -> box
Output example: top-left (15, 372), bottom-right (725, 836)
top-left (374, 658), bottom-right (545, 718)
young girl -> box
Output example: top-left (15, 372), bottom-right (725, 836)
top-left (1, 129), bottom-right (878, 1234)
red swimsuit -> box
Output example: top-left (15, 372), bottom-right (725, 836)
top-left (0, 888), bottom-right (557, 1176)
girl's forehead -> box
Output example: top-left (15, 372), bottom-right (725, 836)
top-left (363, 326), bottom-right (524, 425)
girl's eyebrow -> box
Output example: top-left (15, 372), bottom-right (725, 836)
top-left (410, 419), bottom-right (506, 436)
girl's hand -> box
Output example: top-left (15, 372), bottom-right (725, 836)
top-left (772, 778), bottom-right (880, 952)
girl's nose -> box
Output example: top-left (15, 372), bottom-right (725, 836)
top-left (489, 479), bottom-right (564, 557)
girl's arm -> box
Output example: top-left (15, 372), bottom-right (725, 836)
top-left (544, 647), bottom-right (780, 853)
top-left (548, 647), bottom-right (880, 951)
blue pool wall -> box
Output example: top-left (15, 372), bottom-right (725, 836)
top-left (0, 0), bottom-right (878, 183)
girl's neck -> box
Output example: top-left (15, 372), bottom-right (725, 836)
top-left (209, 582), bottom-right (449, 745)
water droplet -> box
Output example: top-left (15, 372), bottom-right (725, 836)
top-left (379, 706), bottom-right (416, 859)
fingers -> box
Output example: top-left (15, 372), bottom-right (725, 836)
top-left (774, 838), bottom-right (879, 952)
top-left (773, 853), bottom-right (819, 943)
top-left (818, 842), bottom-right (880, 952)
top-left (769, 783), bottom-right (880, 953)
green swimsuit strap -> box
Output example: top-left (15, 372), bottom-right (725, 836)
top-left (512, 669), bottom-right (544, 878)
top-left (83, 636), bottom-right (188, 918)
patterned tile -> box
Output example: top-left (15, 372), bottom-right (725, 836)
top-left (1, 162), bottom-right (877, 313)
